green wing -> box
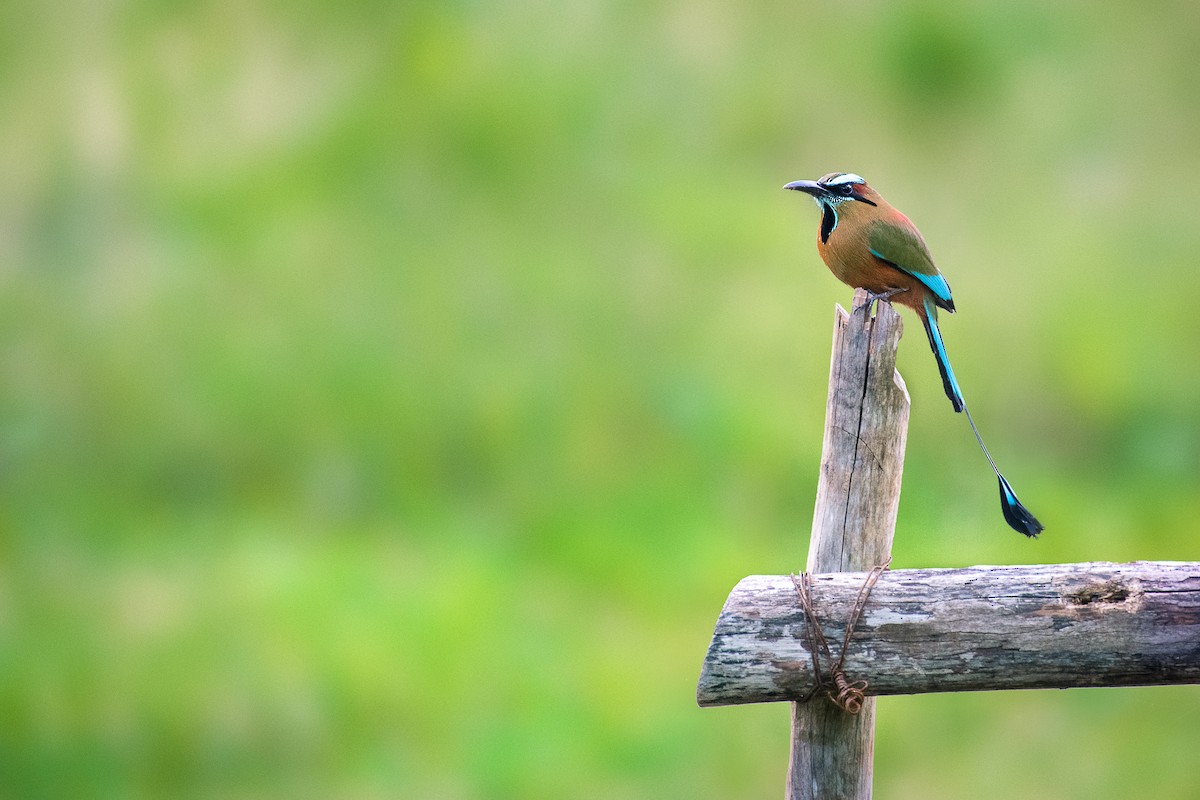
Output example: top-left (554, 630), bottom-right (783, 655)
top-left (867, 220), bottom-right (953, 308)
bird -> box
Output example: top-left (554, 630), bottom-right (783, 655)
top-left (784, 172), bottom-right (1043, 537)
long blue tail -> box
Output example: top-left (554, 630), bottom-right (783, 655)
top-left (920, 297), bottom-right (1044, 537)
top-left (920, 298), bottom-right (965, 413)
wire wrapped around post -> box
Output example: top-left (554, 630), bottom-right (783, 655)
top-left (790, 559), bottom-right (889, 714)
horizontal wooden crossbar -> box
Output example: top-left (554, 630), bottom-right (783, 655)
top-left (697, 560), bottom-right (1200, 707)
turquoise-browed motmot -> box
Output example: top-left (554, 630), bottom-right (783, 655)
top-left (785, 172), bottom-right (1043, 537)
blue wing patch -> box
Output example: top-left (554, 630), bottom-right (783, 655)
top-left (869, 247), bottom-right (953, 306)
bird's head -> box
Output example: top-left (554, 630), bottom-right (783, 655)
top-left (784, 173), bottom-right (882, 243)
top-left (783, 172), bottom-right (879, 209)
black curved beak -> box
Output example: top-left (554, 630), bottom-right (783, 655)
top-left (783, 179), bottom-right (827, 198)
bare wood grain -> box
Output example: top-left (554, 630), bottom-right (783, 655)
top-left (787, 291), bottom-right (910, 800)
top-left (698, 561), bottom-right (1200, 706)
top-left (806, 292), bottom-right (910, 574)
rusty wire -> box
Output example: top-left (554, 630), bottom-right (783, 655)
top-left (790, 558), bottom-right (890, 715)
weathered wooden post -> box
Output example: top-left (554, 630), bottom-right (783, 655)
top-left (695, 292), bottom-right (1200, 797)
top-left (789, 288), bottom-right (908, 800)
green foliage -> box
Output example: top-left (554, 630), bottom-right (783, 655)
top-left (2, 0), bottom-right (1199, 797)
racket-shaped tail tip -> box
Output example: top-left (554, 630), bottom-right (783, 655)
top-left (997, 474), bottom-right (1044, 537)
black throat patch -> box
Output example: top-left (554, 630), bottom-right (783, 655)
top-left (819, 204), bottom-right (837, 243)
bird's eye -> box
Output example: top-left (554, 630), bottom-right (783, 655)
top-left (837, 183), bottom-right (854, 195)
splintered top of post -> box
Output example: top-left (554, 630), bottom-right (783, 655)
top-left (834, 288), bottom-right (907, 393)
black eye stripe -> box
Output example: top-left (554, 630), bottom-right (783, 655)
top-left (818, 175), bottom-right (874, 204)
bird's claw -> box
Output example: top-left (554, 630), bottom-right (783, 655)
top-left (855, 287), bottom-right (908, 315)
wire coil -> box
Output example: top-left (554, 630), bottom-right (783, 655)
top-left (790, 559), bottom-right (890, 715)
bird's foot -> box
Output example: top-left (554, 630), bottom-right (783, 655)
top-left (854, 287), bottom-right (908, 315)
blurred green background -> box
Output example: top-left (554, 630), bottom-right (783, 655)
top-left (3, 0), bottom-right (1199, 797)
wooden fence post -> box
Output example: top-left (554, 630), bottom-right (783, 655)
top-left (696, 293), bottom-right (1200, 796)
top-left (788, 289), bottom-right (909, 800)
